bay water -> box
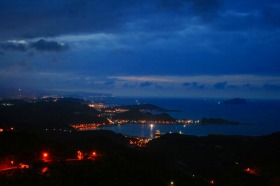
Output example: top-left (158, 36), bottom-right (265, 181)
top-left (93, 97), bottom-right (280, 137)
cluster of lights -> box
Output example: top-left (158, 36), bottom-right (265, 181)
top-left (77, 150), bottom-right (98, 160)
top-left (70, 123), bottom-right (105, 131)
top-left (176, 120), bottom-right (194, 124)
top-left (103, 108), bottom-right (128, 113)
top-left (113, 120), bottom-right (177, 125)
top-left (129, 137), bottom-right (152, 147)
top-left (88, 103), bottom-right (107, 110)
top-left (0, 127), bottom-right (14, 132)
top-left (45, 128), bottom-right (71, 132)
top-left (1, 103), bottom-right (14, 107)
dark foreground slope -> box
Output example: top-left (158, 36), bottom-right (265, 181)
top-left (1, 130), bottom-right (280, 186)
top-left (147, 132), bottom-right (280, 186)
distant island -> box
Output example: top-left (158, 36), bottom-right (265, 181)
top-left (223, 98), bottom-right (247, 105)
top-left (113, 109), bottom-right (176, 122)
top-left (200, 117), bottom-right (241, 125)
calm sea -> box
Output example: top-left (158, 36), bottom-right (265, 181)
top-left (93, 97), bottom-right (280, 137)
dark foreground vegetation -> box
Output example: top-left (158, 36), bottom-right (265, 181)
top-left (1, 130), bottom-right (280, 186)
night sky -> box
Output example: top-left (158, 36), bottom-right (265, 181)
top-left (0, 0), bottom-right (280, 98)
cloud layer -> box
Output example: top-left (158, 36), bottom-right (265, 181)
top-left (0, 0), bottom-right (280, 98)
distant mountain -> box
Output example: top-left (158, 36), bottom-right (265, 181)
top-left (114, 104), bottom-right (180, 112)
top-left (223, 98), bottom-right (247, 105)
top-left (113, 109), bottom-right (176, 122)
top-left (0, 88), bottom-right (112, 99)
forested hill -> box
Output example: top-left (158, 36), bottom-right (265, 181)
top-left (0, 98), bottom-right (108, 130)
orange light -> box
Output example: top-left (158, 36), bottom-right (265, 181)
top-left (77, 151), bottom-right (83, 160)
top-left (92, 151), bottom-right (97, 156)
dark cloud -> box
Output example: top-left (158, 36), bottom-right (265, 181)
top-left (243, 83), bottom-right (251, 88)
top-left (262, 5), bottom-right (280, 27)
top-left (0, 0), bottom-right (236, 40)
top-left (139, 81), bottom-right (154, 87)
top-left (0, 0), bottom-right (140, 39)
top-left (182, 82), bottom-right (191, 86)
top-left (263, 83), bottom-right (280, 90)
top-left (0, 0), bottom-right (280, 40)
top-left (31, 39), bottom-right (69, 52)
top-left (123, 83), bottom-right (137, 88)
top-left (182, 82), bottom-right (206, 89)
top-left (189, 0), bottom-right (221, 21)
top-left (213, 81), bottom-right (227, 89)
top-left (103, 80), bottom-right (115, 86)
top-left (228, 85), bottom-right (237, 89)
top-left (158, 0), bottom-right (221, 15)
top-left (0, 39), bottom-right (69, 53)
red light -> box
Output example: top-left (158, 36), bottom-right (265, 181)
top-left (43, 152), bottom-right (48, 158)
top-left (210, 180), bottom-right (215, 185)
top-left (41, 167), bottom-right (48, 173)
top-left (10, 160), bottom-right (14, 165)
top-left (92, 151), bottom-right (97, 156)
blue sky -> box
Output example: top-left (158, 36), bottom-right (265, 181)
top-left (0, 0), bottom-right (280, 98)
